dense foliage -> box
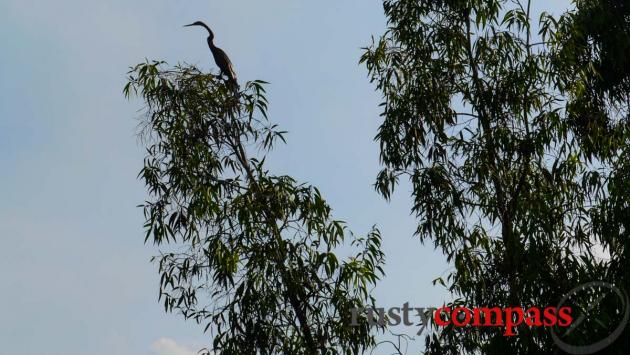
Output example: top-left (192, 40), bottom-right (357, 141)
top-left (362, 0), bottom-right (630, 353)
top-left (125, 62), bottom-right (385, 354)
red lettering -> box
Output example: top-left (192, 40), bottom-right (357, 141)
top-left (430, 305), bottom-right (572, 335)
top-left (452, 307), bottom-right (472, 326)
top-left (434, 307), bottom-right (451, 326)
top-left (524, 307), bottom-right (542, 327)
top-left (474, 307), bottom-right (504, 326)
top-left (503, 307), bottom-right (524, 336)
top-left (557, 307), bottom-right (573, 327)
top-left (543, 307), bottom-right (557, 326)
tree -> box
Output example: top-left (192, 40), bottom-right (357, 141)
top-left (554, 1), bottom-right (630, 352)
top-left (124, 62), bottom-right (385, 354)
top-left (362, 0), bottom-right (630, 353)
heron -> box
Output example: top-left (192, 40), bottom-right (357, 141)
top-left (184, 21), bottom-right (238, 90)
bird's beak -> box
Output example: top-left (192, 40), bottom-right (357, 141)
top-left (183, 23), bottom-right (195, 28)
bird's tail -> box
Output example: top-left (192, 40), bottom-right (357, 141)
top-left (228, 78), bottom-right (240, 95)
top-left (227, 78), bottom-right (241, 116)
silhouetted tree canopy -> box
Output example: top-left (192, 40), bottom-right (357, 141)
top-left (125, 62), bottom-right (385, 354)
top-left (362, 0), bottom-right (630, 353)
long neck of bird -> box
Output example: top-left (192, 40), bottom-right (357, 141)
top-left (199, 23), bottom-right (215, 46)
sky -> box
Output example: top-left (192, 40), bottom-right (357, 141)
top-left (0, 1), bottom-right (572, 354)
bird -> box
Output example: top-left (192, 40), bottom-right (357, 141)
top-left (184, 21), bottom-right (238, 90)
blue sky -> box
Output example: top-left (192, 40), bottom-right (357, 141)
top-left (0, 1), bottom-right (573, 354)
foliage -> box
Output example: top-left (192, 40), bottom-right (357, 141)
top-left (125, 62), bottom-right (385, 354)
top-left (553, 0), bottom-right (630, 158)
top-left (362, 0), bottom-right (630, 353)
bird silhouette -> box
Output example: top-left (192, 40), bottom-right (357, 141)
top-left (184, 21), bottom-right (238, 91)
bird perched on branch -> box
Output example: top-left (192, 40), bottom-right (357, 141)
top-left (184, 21), bottom-right (238, 91)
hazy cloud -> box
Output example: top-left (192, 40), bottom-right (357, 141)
top-left (151, 338), bottom-right (198, 355)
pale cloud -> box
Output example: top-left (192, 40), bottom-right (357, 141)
top-left (151, 338), bottom-right (199, 355)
